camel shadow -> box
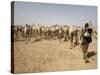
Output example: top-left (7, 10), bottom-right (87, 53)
top-left (34, 38), bottom-right (41, 42)
top-left (86, 51), bottom-right (96, 59)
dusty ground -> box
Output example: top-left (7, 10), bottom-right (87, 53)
top-left (13, 37), bottom-right (97, 73)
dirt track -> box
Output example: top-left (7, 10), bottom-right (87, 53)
top-left (14, 37), bottom-right (97, 73)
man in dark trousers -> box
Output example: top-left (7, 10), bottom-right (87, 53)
top-left (81, 22), bottom-right (93, 63)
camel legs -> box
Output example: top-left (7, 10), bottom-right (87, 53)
top-left (70, 32), bottom-right (74, 49)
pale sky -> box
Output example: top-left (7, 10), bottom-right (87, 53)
top-left (14, 1), bottom-right (97, 26)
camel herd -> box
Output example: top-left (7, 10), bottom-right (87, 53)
top-left (11, 22), bottom-right (97, 63)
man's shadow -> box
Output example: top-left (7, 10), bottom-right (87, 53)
top-left (85, 51), bottom-right (96, 63)
top-left (87, 51), bottom-right (96, 59)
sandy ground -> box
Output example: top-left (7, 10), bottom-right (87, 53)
top-left (13, 37), bottom-right (97, 73)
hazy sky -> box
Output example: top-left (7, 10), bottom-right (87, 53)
top-left (14, 1), bottom-right (97, 26)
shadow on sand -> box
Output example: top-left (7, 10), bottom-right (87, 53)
top-left (85, 51), bottom-right (96, 63)
top-left (87, 51), bottom-right (96, 59)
